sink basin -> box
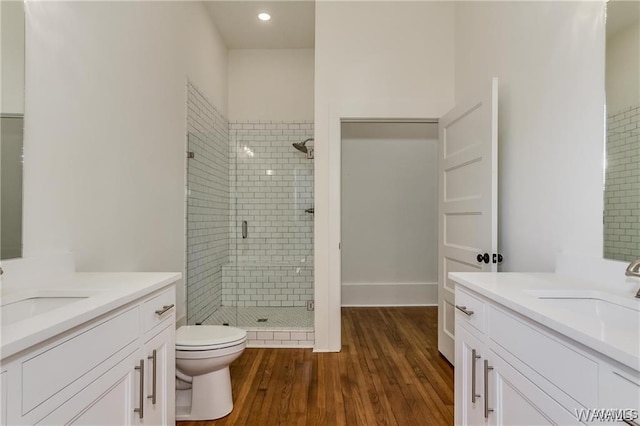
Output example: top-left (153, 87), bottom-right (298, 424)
top-left (1, 297), bottom-right (88, 325)
top-left (525, 290), bottom-right (640, 336)
top-left (0, 290), bottom-right (102, 326)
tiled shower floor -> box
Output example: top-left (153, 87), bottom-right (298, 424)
top-left (202, 306), bottom-right (314, 329)
top-left (202, 306), bottom-right (314, 348)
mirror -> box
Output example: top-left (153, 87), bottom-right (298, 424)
top-left (0, 1), bottom-right (25, 260)
top-left (604, 0), bottom-right (640, 262)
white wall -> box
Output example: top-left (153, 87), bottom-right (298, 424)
top-left (315, 1), bottom-right (455, 350)
top-left (454, 1), bottom-right (606, 273)
top-left (23, 1), bottom-right (228, 324)
top-left (228, 49), bottom-right (314, 122)
top-left (0, 1), bottom-right (25, 115)
top-left (341, 122), bottom-right (438, 306)
top-left (606, 20), bottom-right (640, 114)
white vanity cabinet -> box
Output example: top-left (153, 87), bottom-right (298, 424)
top-left (1, 284), bottom-right (176, 426)
top-left (454, 284), bottom-right (640, 426)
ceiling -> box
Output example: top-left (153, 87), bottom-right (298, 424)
top-left (205, 0), bottom-right (636, 49)
top-left (607, 0), bottom-right (640, 37)
top-left (204, 1), bottom-right (315, 49)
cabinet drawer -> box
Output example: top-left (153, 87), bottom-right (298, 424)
top-left (488, 306), bottom-right (598, 408)
top-left (141, 287), bottom-right (175, 332)
top-left (455, 288), bottom-right (486, 334)
top-left (22, 307), bottom-right (140, 415)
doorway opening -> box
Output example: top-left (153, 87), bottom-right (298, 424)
top-left (340, 121), bottom-right (440, 307)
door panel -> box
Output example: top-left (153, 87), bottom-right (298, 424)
top-left (438, 78), bottom-right (499, 364)
top-left (443, 104), bottom-right (484, 157)
top-left (445, 159), bottom-right (483, 201)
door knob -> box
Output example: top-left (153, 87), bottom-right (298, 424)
top-left (477, 253), bottom-right (490, 264)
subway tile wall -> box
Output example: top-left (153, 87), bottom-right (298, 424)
top-left (186, 81), bottom-right (230, 324)
top-left (604, 105), bottom-right (640, 261)
top-left (221, 264), bottom-right (313, 307)
top-left (245, 330), bottom-right (315, 348)
top-left (225, 121), bottom-right (314, 308)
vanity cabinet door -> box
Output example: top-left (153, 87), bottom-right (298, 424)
top-left (455, 324), bottom-right (486, 426)
top-left (38, 348), bottom-right (140, 426)
top-left (140, 323), bottom-right (175, 426)
top-left (487, 352), bottom-right (580, 426)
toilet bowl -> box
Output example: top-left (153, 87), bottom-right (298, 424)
top-left (175, 325), bottom-right (247, 421)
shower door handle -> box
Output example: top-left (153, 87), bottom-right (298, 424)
top-left (242, 221), bottom-right (248, 239)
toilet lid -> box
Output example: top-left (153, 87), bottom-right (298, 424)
top-left (176, 325), bottom-right (247, 349)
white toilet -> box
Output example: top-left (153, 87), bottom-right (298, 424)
top-left (175, 325), bottom-right (247, 421)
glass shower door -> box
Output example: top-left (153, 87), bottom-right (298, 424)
top-left (185, 80), bottom-right (236, 326)
top-left (230, 121), bottom-right (314, 329)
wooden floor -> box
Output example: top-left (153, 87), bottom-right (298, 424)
top-left (178, 307), bottom-right (454, 426)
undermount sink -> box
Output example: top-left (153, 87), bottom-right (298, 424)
top-left (1, 290), bottom-right (102, 326)
top-left (524, 289), bottom-right (640, 335)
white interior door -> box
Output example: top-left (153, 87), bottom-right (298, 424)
top-left (438, 78), bottom-right (499, 364)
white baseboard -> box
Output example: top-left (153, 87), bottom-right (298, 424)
top-left (341, 282), bottom-right (438, 307)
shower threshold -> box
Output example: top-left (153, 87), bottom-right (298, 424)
top-left (202, 306), bottom-right (314, 348)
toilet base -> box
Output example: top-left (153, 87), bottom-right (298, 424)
top-left (175, 367), bottom-right (234, 421)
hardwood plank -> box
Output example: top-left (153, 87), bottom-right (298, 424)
top-left (177, 307), bottom-right (454, 426)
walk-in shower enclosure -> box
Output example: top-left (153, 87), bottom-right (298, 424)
top-left (185, 81), bottom-right (314, 346)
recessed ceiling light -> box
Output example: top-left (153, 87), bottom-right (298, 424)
top-left (258, 12), bottom-right (271, 21)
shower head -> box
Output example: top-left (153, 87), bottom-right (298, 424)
top-left (293, 138), bottom-right (314, 154)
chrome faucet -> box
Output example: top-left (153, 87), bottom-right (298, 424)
top-left (625, 259), bottom-right (640, 298)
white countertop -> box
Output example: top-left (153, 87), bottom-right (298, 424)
top-left (1, 272), bottom-right (181, 360)
top-left (449, 272), bottom-right (640, 371)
